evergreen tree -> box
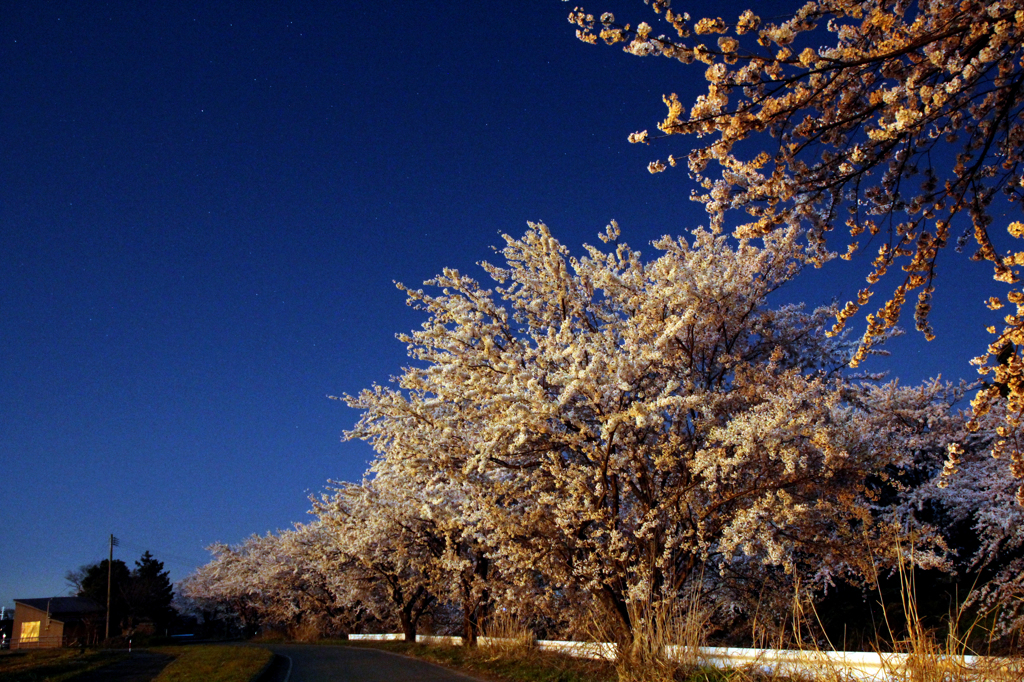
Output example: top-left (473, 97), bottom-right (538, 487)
top-left (126, 551), bottom-right (175, 632)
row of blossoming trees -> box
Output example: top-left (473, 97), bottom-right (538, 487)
top-left (180, 220), bottom-right (1024, 646)
top-left (183, 0), bottom-right (1024, 648)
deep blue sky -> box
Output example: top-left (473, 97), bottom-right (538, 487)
top-left (0, 0), bottom-right (1004, 607)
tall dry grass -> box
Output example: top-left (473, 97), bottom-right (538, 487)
top-left (763, 546), bottom-right (1024, 682)
top-left (422, 550), bottom-right (1024, 682)
top-left (287, 620), bottom-right (323, 643)
top-left (481, 609), bottom-right (536, 659)
top-left (585, 578), bottom-right (716, 682)
top-left (606, 553), bottom-right (1024, 682)
top-left (872, 550), bottom-right (1023, 682)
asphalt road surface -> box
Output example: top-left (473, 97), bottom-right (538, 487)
top-left (261, 644), bottom-right (487, 682)
top-left (68, 650), bottom-right (174, 682)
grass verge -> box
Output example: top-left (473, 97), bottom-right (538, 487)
top-left (149, 645), bottom-right (273, 682)
top-left (332, 639), bottom-right (618, 682)
top-left (0, 648), bottom-right (127, 682)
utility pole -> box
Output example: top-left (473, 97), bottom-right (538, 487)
top-left (105, 534), bottom-right (118, 641)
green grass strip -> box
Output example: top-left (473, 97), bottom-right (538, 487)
top-left (0, 648), bottom-right (127, 682)
top-left (150, 645), bottom-right (273, 682)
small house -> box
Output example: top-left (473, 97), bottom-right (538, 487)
top-left (12, 597), bottom-right (104, 649)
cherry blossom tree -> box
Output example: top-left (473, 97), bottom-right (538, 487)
top-left (946, 455), bottom-right (1024, 640)
top-left (272, 522), bottom-right (368, 638)
top-left (344, 221), bottom-right (951, 637)
top-left (368, 454), bottom-right (497, 645)
top-left (906, 403), bottom-right (1024, 639)
top-left (179, 536), bottom-right (273, 634)
top-left (314, 481), bottom-right (439, 641)
top-left (179, 524), bottom-right (366, 638)
top-left (568, 0), bottom-right (1024, 499)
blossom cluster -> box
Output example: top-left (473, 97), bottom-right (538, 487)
top-left (572, 0), bottom-right (1024, 495)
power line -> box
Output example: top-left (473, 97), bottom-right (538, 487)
top-left (108, 537), bottom-right (209, 574)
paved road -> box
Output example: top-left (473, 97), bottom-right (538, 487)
top-left (68, 650), bottom-right (174, 682)
top-left (261, 644), bottom-right (486, 682)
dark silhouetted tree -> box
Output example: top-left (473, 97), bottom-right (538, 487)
top-left (125, 551), bottom-right (174, 632)
top-left (67, 551), bottom-right (174, 635)
top-left (68, 559), bottom-right (130, 634)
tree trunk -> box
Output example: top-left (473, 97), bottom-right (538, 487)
top-left (601, 584), bottom-right (633, 643)
top-left (400, 611), bottom-right (417, 642)
top-left (460, 555), bottom-right (490, 647)
top-left (462, 601), bottom-right (478, 647)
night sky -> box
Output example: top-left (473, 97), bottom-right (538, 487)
top-left (0, 0), bottom-right (1005, 607)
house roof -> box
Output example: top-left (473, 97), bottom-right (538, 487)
top-left (14, 597), bottom-right (104, 619)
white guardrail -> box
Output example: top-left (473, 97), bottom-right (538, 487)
top-left (347, 633), bottom-right (1023, 681)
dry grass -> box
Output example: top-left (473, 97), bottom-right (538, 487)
top-left (341, 639), bottom-right (617, 682)
top-left (746, 549), bottom-right (1024, 682)
top-left (481, 609), bottom-right (536, 659)
top-left (582, 578), bottom-right (717, 682)
top-left (286, 621), bottom-right (322, 643)
top-left (872, 554), bottom-right (1023, 682)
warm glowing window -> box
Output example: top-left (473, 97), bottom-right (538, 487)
top-left (20, 621), bottom-right (40, 643)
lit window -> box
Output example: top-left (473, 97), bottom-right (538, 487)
top-left (20, 621), bottom-right (40, 643)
